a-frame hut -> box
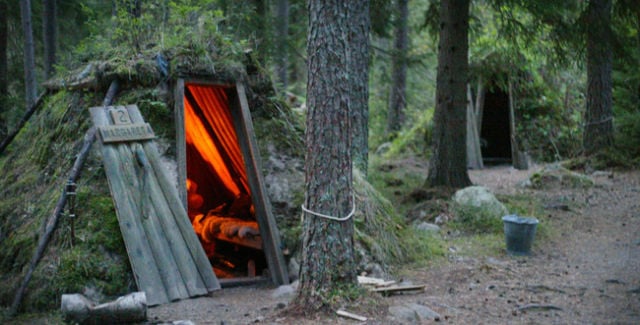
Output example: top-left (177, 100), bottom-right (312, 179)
top-left (467, 55), bottom-right (529, 170)
top-left (0, 52), bottom-right (294, 312)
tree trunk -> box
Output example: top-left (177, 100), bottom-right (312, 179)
top-left (348, 0), bottom-right (370, 175)
top-left (386, 0), bottom-right (409, 138)
top-left (0, 0), bottom-right (7, 137)
top-left (20, 0), bottom-right (38, 109)
top-left (43, 0), bottom-right (57, 79)
top-left (295, 0), bottom-right (356, 311)
top-left (583, 0), bottom-right (613, 155)
top-left (275, 0), bottom-right (289, 93)
top-left (426, 0), bottom-right (472, 188)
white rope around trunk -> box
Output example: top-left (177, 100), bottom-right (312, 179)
top-left (301, 196), bottom-right (356, 222)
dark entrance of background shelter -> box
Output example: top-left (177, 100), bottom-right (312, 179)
top-left (480, 89), bottom-right (512, 165)
top-left (174, 79), bottom-right (288, 286)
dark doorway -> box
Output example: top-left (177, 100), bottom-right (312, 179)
top-left (480, 89), bottom-right (511, 164)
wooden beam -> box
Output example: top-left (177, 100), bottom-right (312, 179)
top-left (129, 108), bottom-right (220, 294)
top-left (228, 82), bottom-right (289, 285)
top-left (90, 106), bottom-right (170, 305)
top-left (174, 78), bottom-right (187, 209)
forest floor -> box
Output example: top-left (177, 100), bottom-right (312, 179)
top-left (145, 164), bottom-right (640, 324)
top-left (6, 164), bottom-right (639, 324)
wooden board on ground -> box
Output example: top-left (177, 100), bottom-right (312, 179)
top-left (371, 284), bottom-right (426, 295)
top-left (90, 105), bottom-right (220, 306)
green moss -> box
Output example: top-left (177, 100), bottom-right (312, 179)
top-left (54, 246), bottom-right (132, 299)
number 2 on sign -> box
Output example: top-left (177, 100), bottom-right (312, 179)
top-left (109, 107), bottom-right (132, 125)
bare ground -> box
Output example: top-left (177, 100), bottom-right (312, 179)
top-left (148, 165), bottom-right (640, 324)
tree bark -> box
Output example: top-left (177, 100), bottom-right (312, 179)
top-left (43, 0), bottom-right (57, 79)
top-left (583, 0), bottom-right (613, 155)
top-left (20, 0), bottom-right (38, 109)
top-left (0, 0), bottom-right (7, 137)
top-left (426, 0), bottom-right (472, 188)
top-left (386, 0), bottom-right (409, 138)
top-left (348, 0), bottom-right (370, 175)
top-left (275, 0), bottom-right (289, 93)
top-left (295, 0), bottom-right (356, 310)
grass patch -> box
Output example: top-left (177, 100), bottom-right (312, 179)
top-left (449, 203), bottom-right (504, 234)
top-left (449, 233), bottom-right (505, 257)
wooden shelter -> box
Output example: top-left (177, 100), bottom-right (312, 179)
top-left (467, 78), bottom-right (528, 170)
top-left (88, 79), bottom-right (288, 306)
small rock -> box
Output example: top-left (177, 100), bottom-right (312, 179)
top-left (364, 262), bottom-right (385, 278)
top-left (435, 214), bottom-right (449, 225)
top-left (415, 222), bottom-right (440, 233)
top-left (485, 257), bottom-right (506, 266)
top-left (271, 281), bottom-right (298, 299)
top-left (452, 186), bottom-right (509, 218)
top-left (388, 303), bottom-right (441, 323)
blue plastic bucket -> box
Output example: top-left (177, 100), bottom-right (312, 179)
top-left (502, 215), bottom-right (539, 255)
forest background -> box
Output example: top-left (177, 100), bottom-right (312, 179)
top-left (1, 0), bottom-right (640, 319)
top-left (1, 0), bottom-right (639, 167)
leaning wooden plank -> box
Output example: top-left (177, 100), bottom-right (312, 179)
top-left (130, 141), bottom-right (208, 297)
top-left (126, 105), bottom-right (220, 292)
top-left (336, 309), bottom-right (367, 322)
top-left (9, 81), bottom-right (119, 316)
top-left (90, 106), bottom-right (169, 305)
top-left (113, 137), bottom-right (187, 302)
top-left (229, 83), bottom-right (289, 285)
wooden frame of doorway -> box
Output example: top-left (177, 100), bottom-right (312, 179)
top-left (174, 78), bottom-right (289, 286)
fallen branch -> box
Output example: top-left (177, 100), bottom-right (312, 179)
top-left (517, 304), bottom-right (563, 312)
top-left (336, 309), bottom-right (367, 322)
top-left (0, 90), bottom-right (49, 155)
top-left (526, 284), bottom-right (566, 294)
top-left (371, 284), bottom-right (426, 295)
top-left (9, 80), bottom-right (119, 317)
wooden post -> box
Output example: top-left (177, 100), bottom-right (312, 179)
top-left (466, 83), bottom-right (483, 169)
top-left (508, 80), bottom-right (528, 170)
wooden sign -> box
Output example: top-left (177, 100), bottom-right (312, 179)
top-left (98, 123), bottom-right (155, 143)
top-left (97, 107), bottom-right (155, 143)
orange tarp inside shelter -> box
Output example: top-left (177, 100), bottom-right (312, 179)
top-left (184, 83), bottom-right (251, 213)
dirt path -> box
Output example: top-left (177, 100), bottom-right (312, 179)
top-left (396, 166), bottom-right (640, 324)
top-left (149, 166), bottom-right (640, 324)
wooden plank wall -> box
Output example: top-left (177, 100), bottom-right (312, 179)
top-left (90, 105), bottom-right (219, 306)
